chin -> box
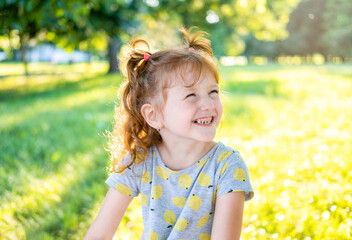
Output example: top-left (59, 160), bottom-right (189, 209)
top-left (195, 133), bottom-right (217, 143)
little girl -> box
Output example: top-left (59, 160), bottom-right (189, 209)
top-left (85, 27), bottom-right (254, 240)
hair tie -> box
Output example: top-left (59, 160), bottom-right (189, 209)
top-left (189, 47), bottom-right (195, 51)
top-left (144, 54), bottom-right (150, 61)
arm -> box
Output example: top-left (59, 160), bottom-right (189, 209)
top-left (84, 187), bottom-right (133, 240)
top-left (211, 191), bottom-right (245, 240)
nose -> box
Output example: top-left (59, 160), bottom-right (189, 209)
top-left (199, 96), bottom-right (215, 111)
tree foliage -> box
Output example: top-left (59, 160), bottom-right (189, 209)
top-left (2, 0), bottom-right (351, 68)
top-left (148, 0), bottom-right (300, 57)
top-left (0, 0), bottom-right (56, 74)
top-left (322, 0), bottom-right (352, 58)
top-left (280, 0), bottom-right (328, 57)
top-left (242, 0), bottom-right (352, 61)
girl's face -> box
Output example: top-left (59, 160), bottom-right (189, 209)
top-left (159, 68), bottom-right (223, 144)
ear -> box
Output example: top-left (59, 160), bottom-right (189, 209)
top-left (141, 103), bottom-right (162, 129)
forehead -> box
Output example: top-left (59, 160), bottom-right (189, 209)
top-left (165, 64), bottom-right (218, 89)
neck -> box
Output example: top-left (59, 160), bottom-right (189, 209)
top-left (156, 139), bottom-right (216, 171)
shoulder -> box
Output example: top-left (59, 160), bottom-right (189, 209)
top-left (212, 142), bottom-right (250, 179)
top-left (213, 142), bottom-right (244, 165)
top-left (115, 146), bottom-right (155, 175)
top-left (213, 142), bottom-right (254, 200)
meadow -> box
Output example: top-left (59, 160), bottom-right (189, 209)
top-left (0, 62), bottom-right (351, 239)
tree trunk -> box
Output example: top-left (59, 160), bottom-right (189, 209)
top-left (107, 36), bottom-right (121, 73)
top-left (20, 34), bottom-right (29, 76)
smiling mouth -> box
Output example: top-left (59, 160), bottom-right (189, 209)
top-left (192, 116), bottom-right (214, 125)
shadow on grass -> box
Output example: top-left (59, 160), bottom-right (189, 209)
top-left (0, 73), bottom-right (122, 102)
top-left (0, 98), bottom-right (114, 189)
top-left (1, 94), bottom-right (114, 238)
top-left (0, 70), bottom-right (121, 195)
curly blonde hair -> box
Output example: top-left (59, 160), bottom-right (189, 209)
top-left (108, 27), bottom-right (219, 173)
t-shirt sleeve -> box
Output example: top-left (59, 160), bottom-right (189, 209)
top-left (105, 155), bottom-right (142, 197)
top-left (216, 151), bottom-right (254, 201)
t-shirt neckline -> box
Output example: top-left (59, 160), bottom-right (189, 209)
top-left (152, 142), bottom-right (223, 173)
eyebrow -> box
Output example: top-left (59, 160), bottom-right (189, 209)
top-left (183, 83), bottom-right (219, 90)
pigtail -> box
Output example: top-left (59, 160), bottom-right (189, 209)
top-left (109, 39), bottom-right (162, 173)
top-left (122, 39), bottom-right (151, 77)
top-left (180, 26), bottom-right (214, 57)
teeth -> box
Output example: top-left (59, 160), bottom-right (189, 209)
top-left (194, 117), bottom-right (213, 124)
top-left (198, 120), bottom-right (211, 124)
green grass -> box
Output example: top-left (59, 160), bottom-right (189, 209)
top-left (1, 63), bottom-right (351, 239)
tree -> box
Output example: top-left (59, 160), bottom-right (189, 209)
top-left (146, 0), bottom-right (300, 57)
top-left (242, 34), bottom-right (278, 61)
top-left (277, 0), bottom-right (328, 58)
top-left (0, 0), bottom-right (54, 75)
top-left (322, 0), bottom-right (352, 60)
top-left (89, 0), bottom-right (146, 73)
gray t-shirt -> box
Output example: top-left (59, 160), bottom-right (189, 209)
top-left (106, 142), bottom-right (254, 239)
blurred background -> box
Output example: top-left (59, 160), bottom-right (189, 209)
top-left (0, 0), bottom-right (351, 239)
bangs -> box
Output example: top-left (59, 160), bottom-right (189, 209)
top-left (159, 55), bottom-right (219, 90)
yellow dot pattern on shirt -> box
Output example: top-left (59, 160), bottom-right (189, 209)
top-left (217, 151), bottom-right (232, 162)
top-left (197, 212), bottom-right (212, 228)
top-left (115, 183), bottom-right (132, 196)
top-left (199, 233), bottom-right (211, 240)
top-left (156, 166), bottom-right (169, 180)
top-left (198, 172), bottom-right (211, 187)
top-left (188, 194), bottom-right (202, 211)
top-left (149, 230), bottom-right (158, 240)
top-left (151, 185), bottom-right (162, 199)
top-left (234, 168), bottom-right (246, 182)
top-left (142, 170), bottom-right (151, 183)
top-left (164, 209), bottom-right (176, 227)
top-left (197, 157), bottom-right (210, 168)
top-left (174, 218), bottom-right (189, 231)
top-left (140, 193), bottom-right (148, 206)
top-left (171, 197), bottom-right (187, 208)
top-left (179, 173), bottom-right (192, 189)
top-left (139, 150), bottom-right (247, 236)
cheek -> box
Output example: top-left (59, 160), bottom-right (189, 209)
top-left (217, 100), bottom-right (223, 118)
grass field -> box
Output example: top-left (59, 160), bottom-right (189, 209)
top-left (1, 62), bottom-right (351, 239)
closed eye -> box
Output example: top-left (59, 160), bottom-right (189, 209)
top-left (209, 89), bottom-right (219, 95)
top-left (185, 93), bottom-right (196, 98)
